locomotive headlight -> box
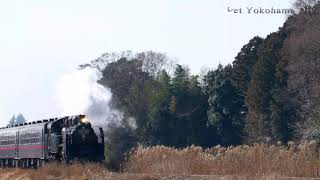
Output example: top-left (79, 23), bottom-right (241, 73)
top-left (80, 117), bottom-right (89, 124)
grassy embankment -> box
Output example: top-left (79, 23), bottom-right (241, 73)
top-left (1, 142), bottom-right (320, 179)
top-left (125, 142), bottom-right (320, 178)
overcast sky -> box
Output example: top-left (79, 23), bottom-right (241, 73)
top-left (0, 0), bottom-right (293, 125)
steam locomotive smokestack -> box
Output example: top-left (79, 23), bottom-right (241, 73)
top-left (55, 67), bottom-right (124, 127)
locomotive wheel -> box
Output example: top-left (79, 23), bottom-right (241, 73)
top-left (23, 159), bottom-right (26, 168)
top-left (17, 160), bottom-right (21, 168)
top-left (39, 159), bottom-right (44, 167)
top-left (32, 159), bottom-right (37, 169)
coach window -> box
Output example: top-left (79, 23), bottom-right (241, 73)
top-left (21, 133), bottom-right (28, 145)
top-left (9, 135), bottom-right (12, 145)
top-left (0, 136), bottom-right (3, 145)
top-left (0, 136), bottom-right (5, 145)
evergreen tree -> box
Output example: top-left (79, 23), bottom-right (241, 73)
top-left (170, 65), bottom-right (201, 147)
top-left (147, 65), bottom-right (216, 147)
top-left (231, 36), bottom-right (264, 94)
top-left (245, 30), bottom-right (287, 143)
top-left (147, 70), bottom-right (173, 145)
top-left (203, 64), bottom-right (245, 146)
top-left (8, 115), bottom-right (15, 126)
top-left (16, 113), bottom-right (27, 124)
top-left (269, 48), bottom-right (298, 143)
top-left (7, 113), bottom-right (27, 126)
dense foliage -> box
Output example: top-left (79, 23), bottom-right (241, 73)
top-left (84, 3), bottom-right (320, 169)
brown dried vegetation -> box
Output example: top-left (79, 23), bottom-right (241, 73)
top-left (0, 163), bottom-right (160, 180)
top-left (1, 143), bottom-right (320, 179)
top-left (0, 163), bottom-right (109, 180)
top-left (125, 142), bottom-right (320, 178)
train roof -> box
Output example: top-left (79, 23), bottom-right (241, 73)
top-left (0, 115), bottom-right (85, 130)
top-left (0, 122), bottom-right (47, 134)
top-left (0, 119), bottom-right (53, 130)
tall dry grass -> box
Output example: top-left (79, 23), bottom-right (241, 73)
top-left (0, 143), bottom-right (320, 179)
top-left (0, 163), bottom-right (111, 180)
top-left (0, 163), bottom-right (160, 180)
top-left (124, 142), bottom-right (320, 178)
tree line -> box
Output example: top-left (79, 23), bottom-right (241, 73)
top-left (85, 2), bottom-right (320, 169)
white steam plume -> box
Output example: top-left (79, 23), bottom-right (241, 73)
top-left (55, 67), bottom-right (128, 127)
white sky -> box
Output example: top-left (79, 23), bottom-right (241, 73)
top-left (0, 0), bottom-right (294, 125)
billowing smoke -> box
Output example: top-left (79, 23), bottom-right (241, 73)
top-left (55, 67), bottom-right (128, 127)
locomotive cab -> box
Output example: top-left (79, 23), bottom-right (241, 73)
top-left (62, 117), bottom-right (105, 162)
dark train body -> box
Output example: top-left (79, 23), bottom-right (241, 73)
top-left (0, 115), bottom-right (104, 167)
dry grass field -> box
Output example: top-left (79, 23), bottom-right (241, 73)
top-left (125, 142), bottom-right (320, 178)
top-left (0, 163), bottom-right (160, 180)
top-left (0, 163), bottom-right (109, 180)
top-left (1, 142), bottom-right (320, 179)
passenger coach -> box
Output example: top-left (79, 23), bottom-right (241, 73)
top-left (0, 115), bottom-right (104, 167)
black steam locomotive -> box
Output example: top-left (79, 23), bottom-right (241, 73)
top-left (0, 115), bottom-right (104, 167)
